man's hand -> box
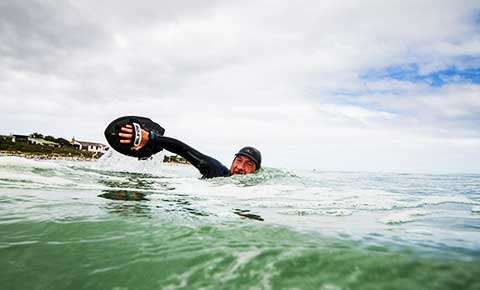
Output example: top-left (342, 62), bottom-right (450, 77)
top-left (118, 124), bottom-right (149, 151)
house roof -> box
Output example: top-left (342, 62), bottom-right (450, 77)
top-left (29, 138), bottom-right (60, 146)
top-left (75, 141), bottom-right (107, 147)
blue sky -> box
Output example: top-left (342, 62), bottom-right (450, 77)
top-left (361, 61), bottom-right (480, 87)
top-left (0, 0), bottom-right (479, 173)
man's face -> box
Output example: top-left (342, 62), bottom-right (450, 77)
top-left (230, 155), bottom-right (256, 175)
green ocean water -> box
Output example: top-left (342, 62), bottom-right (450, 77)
top-left (2, 219), bottom-right (480, 290)
top-left (1, 154), bottom-right (479, 290)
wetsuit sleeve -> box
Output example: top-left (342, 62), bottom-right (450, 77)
top-left (149, 133), bottom-right (230, 179)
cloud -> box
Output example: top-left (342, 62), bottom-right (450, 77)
top-left (0, 0), bottom-right (479, 173)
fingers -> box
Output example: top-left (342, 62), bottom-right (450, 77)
top-left (118, 132), bottom-right (132, 138)
top-left (118, 124), bottom-right (133, 145)
top-left (118, 124), bottom-right (147, 151)
top-left (120, 126), bottom-right (133, 133)
top-left (119, 126), bottom-right (132, 144)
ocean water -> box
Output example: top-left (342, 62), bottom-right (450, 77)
top-left (0, 152), bottom-right (479, 290)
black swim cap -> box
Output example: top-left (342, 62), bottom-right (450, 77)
top-left (235, 146), bottom-right (262, 170)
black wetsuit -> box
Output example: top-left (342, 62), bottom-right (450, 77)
top-left (150, 132), bottom-right (230, 179)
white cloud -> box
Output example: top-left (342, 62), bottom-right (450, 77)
top-left (0, 0), bottom-right (479, 173)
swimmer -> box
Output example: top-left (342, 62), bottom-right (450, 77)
top-left (118, 124), bottom-right (262, 178)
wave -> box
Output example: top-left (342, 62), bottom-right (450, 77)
top-left (1, 155), bottom-right (480, 254)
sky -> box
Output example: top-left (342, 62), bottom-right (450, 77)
top-left (1, 0), bottom-right (479, 173)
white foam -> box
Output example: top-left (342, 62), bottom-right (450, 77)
top-left (0, 170), bottom-right (74, 187)
top-left (2, 157), bottom-right (480, 251)
top-left (416, 195), bottom-right (480, 207)
top-left (278, 209), bottom-right (353, 216)
top-left (0, 156), bottom-right (61, 170)
top-left (472, 206), bottom-right (480, 214)
top-left (90, 150), bottom-right (199, 178)
top-left (379, 209), bottom-right (429, 225)
top-left (405, 228), bottom-right (434, 236)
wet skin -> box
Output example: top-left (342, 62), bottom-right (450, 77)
top-left (118, 124), bottom-right (148, 151)
top-left (230, 155), bottom-right (256, 175)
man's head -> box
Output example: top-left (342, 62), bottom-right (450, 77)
top-left (230, 146), bottom-right (262, 175)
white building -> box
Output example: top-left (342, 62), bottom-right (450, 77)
top-left (71, 138), bottom-right (108, 152)
top-left (28, 138), bottom-right (61, 148)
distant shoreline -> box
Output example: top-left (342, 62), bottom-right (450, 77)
top-left (0, 151), bottom-right (191, 164)
top-left (0, 151), bottom-right (101, 161)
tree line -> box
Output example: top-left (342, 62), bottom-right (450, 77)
top-left (30, 133), bottom-right (72, 147)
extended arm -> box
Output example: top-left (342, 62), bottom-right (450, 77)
top-left (119, 125), bottom-right (229, 178)
top-left (151, 134), bottom-right (230, 178)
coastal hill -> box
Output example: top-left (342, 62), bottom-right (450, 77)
top-left (0, 133), bottom-right (107, 160)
